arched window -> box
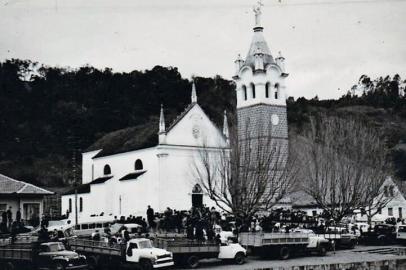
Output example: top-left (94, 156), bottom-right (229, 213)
top-left (251, 83), bottom-right (256, 99)
top-left (79, 197), bottom-right (83, 212)
top-left (68, 199), bottom-right (72, 213)
top-left (135, 159), bottom-right (143, 170)
top-left (103, 164), bottom-right (111, 175)
top-left (275, 83), bottom-right (280, 99)
top-left (242, 85), bottom-right (247, 101)
top-left (265, 82), bottom-right (270, 98)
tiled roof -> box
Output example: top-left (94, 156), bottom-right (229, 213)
top-left (62, 183), bottom-right (91, 195)
top-left (86, 103), bottom-right (197, 159)
top-left (0, 173), bottom-right (53, 195)
top-left (243, 29), bottom-right (275, 69)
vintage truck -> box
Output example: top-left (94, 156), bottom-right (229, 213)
top-left (360, 224), bottom-right (397, 245)
top-left (239, 232), bottom-right (330, 260)
top-left (0, 241), bottom-right (87, 270)
top-left (315, 226), bottom-right (358, 249)
top-left (67, 237), bottom-right (173, 270)
top-left (153, 237), bottom-right (246, 268)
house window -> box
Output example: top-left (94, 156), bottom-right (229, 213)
top-left (68, 199), bottom-right (72, 213)
top-left (242, 85), bottom-right (247, 101)
top-left (251, 83), bottom-right (256, 99)
top-left (389, 186), bottom-right (395, 197)
top-left (378, 208), bottom-right (382, 215)
top-left (79, 197), bottom-right (83, 212)
top-left (312, 210), bottom-right (317, 217)
top-left (135, 159), bottom-right (143, 170)
top-left (399, 207), bottom-right (403, 219)
top-left (388, 208), bottom-right (393, 216)
top-left (0, 204), bottom-right (6, 216)
top-left (103, 164), bottom-right (111, 175)
top-left (275, 83), bottom-right (280, 99)
top-left (265, 82), bottom-right (270, 98)
top-left (384, 186), bottom-right (389, 197)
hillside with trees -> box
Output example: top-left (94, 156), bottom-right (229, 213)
top-left (0, 59), bottom-right (405, 188)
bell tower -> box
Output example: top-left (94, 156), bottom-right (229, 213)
top-left (233, 1), bottom-right (288, 159)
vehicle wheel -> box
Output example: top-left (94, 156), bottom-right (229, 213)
top-left (186, 255), bottom-right (200, 269)
top-left (318, 245), bottom-right (327, 256)
top-left (279, 247), bottom-right (291, 260)
top-left (377, 235), bottom-right (387, 245)
top-left (234, 252), bottom-right (246, 265)
top-left (53, 262), bottom-right (65, 270)
top-left (349, 240), bottom-right (356, 249)
top-left (4, 262), bottom-right (15, 270)
top-left (87, 255), bottom-right (99, 270)
top-left (140, 259), bottom-right (153, 270)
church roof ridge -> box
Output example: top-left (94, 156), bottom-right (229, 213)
top-left (166, 103), bottom-right (197, 133)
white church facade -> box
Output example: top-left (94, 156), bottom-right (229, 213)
top-left (61, 84), bottom-right (229, 220)
top-left (61, 5), bottom-right (290, 221)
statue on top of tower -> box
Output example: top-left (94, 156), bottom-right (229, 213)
top-left (253, 0), bottom-right (264, 27)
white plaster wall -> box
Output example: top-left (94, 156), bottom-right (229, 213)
top-left (82, 150), bottom-right (101, 184)
top-left (61, 193), bottom-right (90, 221)
top-left (164, 105), bottom-right (227, 149)
top-left (156, 146), bottom-right (218, 213)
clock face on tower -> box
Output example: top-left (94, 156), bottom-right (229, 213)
top-left (271, 114), bottom-right (279, 126)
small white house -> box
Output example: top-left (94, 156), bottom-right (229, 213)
top-left (291, 177), bottom-right (406, 223)
top-left (0, 173), bottom-right (53, 226)
top-left (354, 177), bottom-right (406, 223)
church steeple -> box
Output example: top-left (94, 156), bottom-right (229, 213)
top-left (223, 110), bottom-right (229, 143)
top-left (233, 1), bottom-right (287, 109)
top-left (159, 104), bottom-right (165, 134)
top-left (191, 81), bottom-right (197, 104)
top-left (158, 104), bottom-right (166, 144)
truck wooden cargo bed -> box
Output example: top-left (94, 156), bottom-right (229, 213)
top-left (239, 232), bottom-right (310, 247)
top-left (0, 247), bottom-right (33, 262)
top-left (67, 238), bottom-right (124, 257)
top-left (154, 238), bottom-right (219, 254)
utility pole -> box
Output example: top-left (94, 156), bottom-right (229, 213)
top-left (71, 140), bottom-right (79, 227)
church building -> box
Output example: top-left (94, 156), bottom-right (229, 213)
top-left (61, 84), bottom-right (229, 220)
top-left (61, 4), bottom-right (289, 221)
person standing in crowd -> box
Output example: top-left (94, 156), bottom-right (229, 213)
top-left (16, 209), bottom-right (21, 223)
top-left (6, 207), bottom-right (13, 229)
top-left (146, 206), bottom-right (154, 230)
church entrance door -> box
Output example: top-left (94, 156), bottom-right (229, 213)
top-left (192, 184), bottom-right (203, 208)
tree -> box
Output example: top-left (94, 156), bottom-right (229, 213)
top-left (192, 116), bottom-right (299, 222)
top-left (299, 114), bottom-right (391, 224)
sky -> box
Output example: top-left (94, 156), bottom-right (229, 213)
top-left (0, 0), bottom-right (405, 99)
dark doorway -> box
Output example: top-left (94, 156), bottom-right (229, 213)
top-left (192, 194), bottom-right (203, 208)
top-left (192, 184), bottom-right (203, 208)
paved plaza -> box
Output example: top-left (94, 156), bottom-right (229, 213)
top-left (196, 245), bottom-right (406, 270)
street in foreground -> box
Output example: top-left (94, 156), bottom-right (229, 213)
top-left (195, 245), bottom-right (406, 270)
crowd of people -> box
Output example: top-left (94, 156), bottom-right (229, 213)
top-left (0, 206), bottom-right (32, 236)
top-left (94, 206), bottom-right (327, 245)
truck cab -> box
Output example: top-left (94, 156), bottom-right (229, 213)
top-left (397, 225), bottom-right (406, 244)
top-left (125, 238), bottom-right (174, 269)
top-left (37, 242), bottom-right (87, 270)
